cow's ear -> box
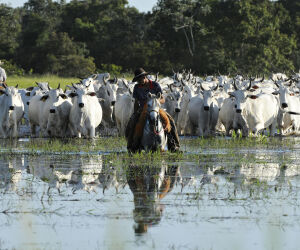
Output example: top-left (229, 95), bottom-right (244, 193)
top-left (68, 92), bottom-right (78, 98)
top-left (59, 94), bottom-right (67, 99)
top-left (248, 95), bottom-right (258, 99)
top-left (272, 91), bottom-right (279, 95)
top-left (26, 86), bottom-right (34, 91)
top-left (40, 95), bottom-right (49, 102)
top-left (88, 92), bottom-right (96, 96)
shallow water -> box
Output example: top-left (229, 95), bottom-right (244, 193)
top-left (0, 138), bottom-right (300, 249)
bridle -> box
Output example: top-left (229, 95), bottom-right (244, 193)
top-left (147, 100), bottom-right (163, 135)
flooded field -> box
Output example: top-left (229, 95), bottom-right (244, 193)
top-left (0, 137), bottom-right (300, 250)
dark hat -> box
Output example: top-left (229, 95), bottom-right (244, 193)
top-left (132, 68), bottom-right (150, 82)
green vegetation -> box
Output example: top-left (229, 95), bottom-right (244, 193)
top-left (6, 75), bottom-right (80, 89)
top-left (0, 136), bottom-right (297, 167)
top-left (0, 0), bottom-right (299, 77)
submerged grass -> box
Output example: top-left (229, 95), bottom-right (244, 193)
top-left (0, 136), bottom-right (297, 155)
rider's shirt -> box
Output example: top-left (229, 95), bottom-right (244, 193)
top-left (133, 80), bottom-right (162, 109)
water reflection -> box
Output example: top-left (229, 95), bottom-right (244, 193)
top-left (0, 156), bottom-right (24, 192)
top-left (126, 164), bottom-right (179, 234)
top-left (24, 155), bottom-right (126, 194)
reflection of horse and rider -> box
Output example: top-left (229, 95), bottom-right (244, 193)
top-left (126, 68), bottom-right (180, 152)
top-left (126, 164), bottom-right (179, 234)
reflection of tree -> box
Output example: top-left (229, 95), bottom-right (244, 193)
top-left (126, 164), bottom-right (179, 234)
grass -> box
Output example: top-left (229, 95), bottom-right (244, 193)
top-left (6, 74), bottom-right (81, 89)
top-left (5, 73), bottom-right (134, 89)
top-left (0, 136), bottom-right (298, 167)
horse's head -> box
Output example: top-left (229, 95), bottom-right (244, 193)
top-left (146, 93), bottom-right (161, 122)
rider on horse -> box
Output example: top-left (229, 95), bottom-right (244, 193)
top-left (125, 68), bottom-right (180, 152)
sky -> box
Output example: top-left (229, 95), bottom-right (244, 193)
top-left (0, 0), bottom-right (158, 12)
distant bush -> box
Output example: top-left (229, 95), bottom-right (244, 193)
top-left (99, 64), bottom-right (122, 76)
top-left (1, 60), bottom-right (25, 76)
top-left (47, 55), bottom-right (96, 77)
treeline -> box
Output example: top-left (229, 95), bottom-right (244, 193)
top-left (0, 0), bottom-right (300, 77)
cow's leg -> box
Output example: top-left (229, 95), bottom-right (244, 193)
top-left (12, 120), bottom-right (18, 138)
top-left (89, 127), bottom-right (96, 138)
top-left (269, 120), bottom-right (277, 137)
top-left (0, 124), bottom-right (6, 138)
top-left (30, 123), bottom-right (36, 137)
top-left (198, 127), bottom-right (203, 137)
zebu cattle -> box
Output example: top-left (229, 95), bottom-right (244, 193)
top-left (21, 82), bottom-right (51, 126)
top-left (29, 85), bottom-right (68, 137)
top-left (81, 72), bottom-right (110, 87)
top-left (270, 72), bottom-right (288, 81)
top-left (0, 65), bottom-right (7, 83)
top-left (46, 85), bottom-right (72, 137)
top-left (218, 97), bottom-right (236, 136)
top-left (272, 80), bottom-right (300, 134)
top-left (0, 85), bottom-right (24, 138)
top-left (176, 81), bottom-right (194, 135)
top-left (68, 84), bottom-right (102, 138)
top-left (93, 76), bottom-right (117, 127)
top-left (81, 73), bottom-right (117, 127)
top-left (162, 84), bottom-right (182, 124)
top-left (114, 81), bottom-right (134, 136)
top-left (187, 82), bottom-right (219, 136)
top-left (229, 81), bottom-right (279, 137)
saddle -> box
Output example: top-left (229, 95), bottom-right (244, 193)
top-left (133, 104), bottom-right (171, 141)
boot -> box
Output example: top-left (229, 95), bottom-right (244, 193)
top-left (166, 113), bottom-right (180, 152)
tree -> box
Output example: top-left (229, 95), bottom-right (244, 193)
top-left (0, 4), bottom-right (21, 60)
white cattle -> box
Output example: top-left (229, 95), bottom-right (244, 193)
top-left (187, 83), bottom-right (219, 136)
top-left (68, 85), bottom-right (102, 138)
top-left (114, 81), bottom-right (134, 136)
top-left (270, 72), bottom-right (288, 81)
top-left (0, 85), bottom-right (24, 138)
top-left (176, 81), bottom-right (195, 135)
top-left (29, 85), bottom-right (68, 137)
top-left (218, 97), bottom-right (236, 136)
top-left (229, 83), bottom-right (279, 137)
top-left (46, 85), bottom-right (72, 137)
top-left (93, 76), bottom-right (118, 127)
top-left (162, 84), bottom-right (182, 123)
top-left (81, 72), bottom-right (110, 87)
top-left (0, 65), bottom-right (7, 83)
top-left (22, 82), bottom-right (52, 127)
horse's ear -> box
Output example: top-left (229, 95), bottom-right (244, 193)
top-left (147, 92), bottom-right (152, 99)
top-left (157, 92), bottom-right (162, 99)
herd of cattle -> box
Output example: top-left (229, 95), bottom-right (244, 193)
top-left (1, 71), bottom-right (300, 139)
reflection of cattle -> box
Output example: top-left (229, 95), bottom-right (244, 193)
top-left (126, 164), bottom-right (179, 234)
top-left (0, 156), bottom-right (24, 192)
top-left (24, 155), bottom-right (125, 194)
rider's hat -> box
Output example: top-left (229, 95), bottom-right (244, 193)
top-left (132, 68), bottom-right (150, 82)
